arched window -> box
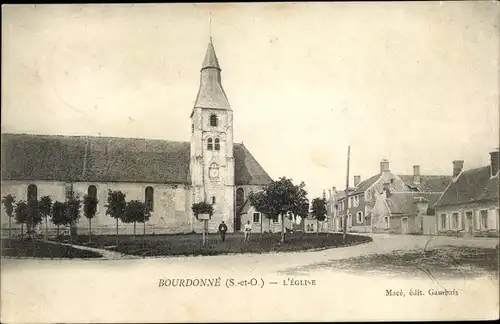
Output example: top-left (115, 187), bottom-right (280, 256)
top-left (27, 184), bottom-right (37, 202)
top-left (207, 138), bottom-right (213, 150)
top-left (210, 114), bottom-right (218, 127)
top-left (214, 138), bottom-right (220, 151)
top-left (356, 211), bottom-right (363, 224)
top-left (236, 188), bottom-right (245, 207)
top-left (212, 196), bottom-right (216, 204)
top-left (88, 185), bottom-right (97, 198)
top-left (145, 186), bottom-right (154, 212)
top-left (191, 124), bottom-right (194, 134)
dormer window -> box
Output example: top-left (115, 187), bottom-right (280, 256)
top-left (207, 138), bottom-right (213, 150)
top-left (214, 138), bottom-right (220, 151)
top-left (210, 114), bottom-right (218, 127)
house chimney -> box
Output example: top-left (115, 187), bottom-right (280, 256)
top-left (490, 150), bottom-right (499, 176)
top-left (328, 189), bottom-right (332, 200)
top-left (322, 190), bottom-right (326, 200)
top-left (380, 159), bottom-right (390, 173)
top-left (452, 160), bottom-right (464, 177)
top-left (354, 175), bottom-right (361, 187)
top-left (413, 165), bottom-right (421, 183)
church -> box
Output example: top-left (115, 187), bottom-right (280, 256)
top-left (1, 38), bottom-right (273, 235)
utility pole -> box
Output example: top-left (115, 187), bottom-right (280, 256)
top-left (343, 145), bottom-right (350, 243)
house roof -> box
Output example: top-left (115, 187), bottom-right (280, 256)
top-left (352, 174), bottom-right (381, 194)
top-left (1, 133), bottom-right (272, 186)
top-left (435, 166), bottom-right (499, 207)
top-left (385, 192), bottom-right (442, 215)
top-left (397, 175), bottom-right (452, 192)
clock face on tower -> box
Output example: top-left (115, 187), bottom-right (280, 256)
top-left (209, 163), bottom-right (219, 180)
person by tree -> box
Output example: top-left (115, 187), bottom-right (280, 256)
top-left (311, 197), bottom-right (327, 234)
top-left (2, 194), bottom-right (16, 247)
top-left (244, 220), bottom-right (252, 242)
top-left (218, 220), bottom-right (228, 242)
top-left (39, 196), bottom-right (52, 239)
top-left (83, 194), bottom-right (99, 242)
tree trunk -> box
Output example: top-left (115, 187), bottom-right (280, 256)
top-left (57, 224), bottom-right (60, 237)
top-left (45, 217), bottom-right (48, 240)
top-left (269, 218), bottom-right (272, 233)
top-left (21, 223), bottom-right (24, 240)
top-left (8, 216), bottom-right (12, 248)
top-left (133, 221), bottom-right (136, 238)
top-left (89, 218), bottom-right (92, 243)
top-left (281, 214), bottom-right (285, 243)
top-left (143, 218), bottom-right (146, 250)
top-left (260, 216), bottom-right (263, 235)
top-left (317, 219), bottom-right (319, 234)
top-left (116, 218), bottom-right (119, 246)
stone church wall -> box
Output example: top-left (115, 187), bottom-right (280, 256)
top-left (1, 180), bottom-right (194, 236)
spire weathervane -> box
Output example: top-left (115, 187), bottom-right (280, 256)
top-left (209, 12), bottom-right (212, 39)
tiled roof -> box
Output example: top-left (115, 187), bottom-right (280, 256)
top-left (435, 166), bottom-right (499, 207)
top-left (385, 192), bottom-right (442, 215)
top-left (352, 174), bottom-right (381, 194)
top-left (397, 175), bottom-right (452, 192)
top-left (1, 133), bottom-right (272, 186)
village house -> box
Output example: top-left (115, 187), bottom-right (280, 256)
top-left (433, 150), bottom-right (499, 237)
top-left (327, 159), bottom-right (452, 233)
top-left (371, 190), bottom-right (441, 235)
top-left (1, 37), bottom-right (272, 236)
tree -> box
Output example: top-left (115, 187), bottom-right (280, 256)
top-left (83, 194), bottom-right (99, 242)
top-left (65, 196), bottom-right (82, 244)
top-left (248, 190), bottom-right (272, 236)
top-left (26, 199), bottom-right (43, 239)
top-left (105, 190), bottom-right (126, 244)
top-left (123, 200), bottom-right (150, 238)
top-left (2, 194), bottom-right (16, 247)
top-left (311, 197), bottom-right (327, 234)
top-left (39, 196), bottom-right (52, 239)
top-left (191, 201), bottom-right (214, 246)
top-left (51, 201), bottom-right (67, 237)
top-left (249, 177), bottom-right (309, 243)
top-left (14, 201), bottom-right (27, 239)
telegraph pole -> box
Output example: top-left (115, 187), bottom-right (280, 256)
top-left (343, 145), bottom-right (350, 243)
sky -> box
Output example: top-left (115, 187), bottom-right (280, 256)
top-left (2, 2), bottom-right (499, 199)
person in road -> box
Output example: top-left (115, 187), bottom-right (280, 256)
top-left (218, 221), bottom-right (228, 242)
top-left (244, 220), bottom-right (252, 242)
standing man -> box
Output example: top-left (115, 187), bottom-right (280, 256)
top-left (218, 221), bottom-right (228, 242)
top-left (244, 220), bottom-right (252, 242)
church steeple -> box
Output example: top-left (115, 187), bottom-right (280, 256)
top-left (201, 38), bottom-right (220, 71)
top-left (193, 37), bottom-right (231, 113)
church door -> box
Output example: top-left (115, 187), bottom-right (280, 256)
top-left (235, 214), bottom-right (241, 232)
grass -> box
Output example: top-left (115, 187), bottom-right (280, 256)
top-left (51, 232), bottom-right (372, 256)
top-left (1, 238), bottom-right (102, 259)
top-left (284, 245), bottom-right (499, 279)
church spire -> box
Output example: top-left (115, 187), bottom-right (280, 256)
top-left (201, 37), bottom-right (220, 71)
top-left (193, 37), bottom-right (231, 111)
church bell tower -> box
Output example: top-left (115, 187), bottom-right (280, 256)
top-left (190, 37), bottom-right (235, 233)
